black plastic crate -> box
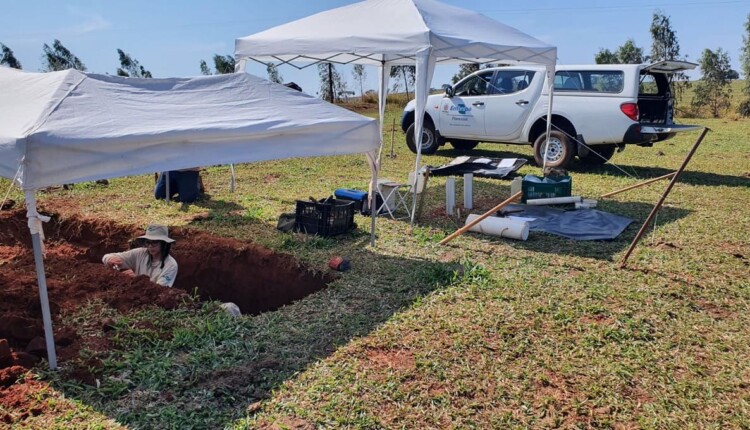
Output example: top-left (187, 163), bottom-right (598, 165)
top-left (294, 198), bottom-right (355, 237)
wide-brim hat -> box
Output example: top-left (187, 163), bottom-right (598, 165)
top-left (136, 224), bottom-right (175, 243)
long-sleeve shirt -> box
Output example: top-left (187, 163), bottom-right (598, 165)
top-left (102, 248), bottom-right (178, 287)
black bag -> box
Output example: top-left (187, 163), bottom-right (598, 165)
top-left (276, 213), bottom-right (296, 232)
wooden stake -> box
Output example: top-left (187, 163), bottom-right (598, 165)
top-left (619, 127), bottom-right (710, 268)
top-left (388, 117), bottom-right (396, 158)
top-left (439, 191), bottom-right (522, 245)
top-left (601, 172), bottom-right (677, 198)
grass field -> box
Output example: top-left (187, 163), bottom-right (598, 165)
top-left (1, 104), bottom-right (749, 429)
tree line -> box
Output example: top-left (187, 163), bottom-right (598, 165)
top-left (2, 10), bottom-right (750, 117)
top-left (592, 11), bottom-right (748, 118)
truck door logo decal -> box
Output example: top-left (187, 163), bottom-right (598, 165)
top-left (450, 104), bottom-right (472, 115)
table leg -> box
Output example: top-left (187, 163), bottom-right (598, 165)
top-left (464, 173), bottom-right (473, 210)
top-left (446, 177), bottom-right (455, 215)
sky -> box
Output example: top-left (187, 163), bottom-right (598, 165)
top-left (1, 0), bottom-right (747, 97)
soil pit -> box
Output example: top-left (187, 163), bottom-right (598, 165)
top-left (0, 209), bottom-right (333, 376)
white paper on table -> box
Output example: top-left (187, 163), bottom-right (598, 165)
top-left (449, 156), bottom-right (471, 165)
top-left (498, 158), bottom-right (517, 168)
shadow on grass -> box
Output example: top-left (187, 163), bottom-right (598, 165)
top-left (175, 195), bottom-right (272, 227)
top-left (44, 224), bottom-right (458, 429)
top-left (432, 145), bottom-right (532, 161)
top-left (576, 163), bottom-right (749, 188)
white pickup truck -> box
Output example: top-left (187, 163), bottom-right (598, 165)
top-left (401, 61), bottom-right (700, 168)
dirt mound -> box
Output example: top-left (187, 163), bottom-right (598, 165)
top-left (0, 209), bottom-right (333, 375)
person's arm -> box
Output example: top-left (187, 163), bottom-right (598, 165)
top-left (102, 249), bottom-right (140, 270)
top-left (103, 252), bottom-right (125, 269)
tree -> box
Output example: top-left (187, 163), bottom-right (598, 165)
top-left (266, 63), bottom-right (283, 83)
top-left (692, 48), bottom-right (733, 118)
top-left (452, 63), bottom-right (479, 84)
top-left (390, 65), bottom-right (415, 98)
top-left (198, 54), bottom-right (235, 75)
top-left (42, 39), bottom-right (86, 72)
top-left (595, 40), bottom-right (645, 64)
top-left (352, 64), bottom-right (367, 98)
top-left (317, 63), bottom-right (346, 102)
top-left (595, 48), bottom-right (620, 64)
top-left (617, 39), bottom-right (646, 64)
top-left (650, 11), bottom-right (689, 100)
top-left (199, 60), bottom-right (211, 76)
top-left (116, 49), bottom-right (152, 78)
top-left (0, 43), bottom-right (22, 69)
top-left (739, 13), bottom-right (750, 116)
top-left (213, 54), bottom-right (235, 74)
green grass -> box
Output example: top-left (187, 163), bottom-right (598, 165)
top-left (2, 106), bottom-right (749, 429)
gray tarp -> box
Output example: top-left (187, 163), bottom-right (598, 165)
top-left (506, 204), bottom-right (633, 241)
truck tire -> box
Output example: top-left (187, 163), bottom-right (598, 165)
top-left (450, 140), bottom-right (479, 151)
top-left (578, 144), bottom-right (616, 165)
top-left (533, 131), bottom-right (575, 168)
top-left (406, 122), bottom-right (441, 155)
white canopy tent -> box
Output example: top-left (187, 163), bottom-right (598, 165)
top-left (235, 0), bottom-right (558, 223)
top-left (0, 66), bottom-right (380, 369)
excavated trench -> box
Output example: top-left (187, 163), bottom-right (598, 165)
top-left (0, 209), bottom-right (334, 375)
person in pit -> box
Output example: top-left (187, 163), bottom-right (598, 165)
top-left (102, 224), bottom-right (178, 287)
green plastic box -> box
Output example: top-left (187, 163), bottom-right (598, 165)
top-left (521, 175), bottom-right (572, 202)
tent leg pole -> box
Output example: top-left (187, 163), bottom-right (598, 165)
top-left (542, 74), bottom-right (555, 173)
top-left (30, 232), bottom-right (57, 370)
top-left (369, 155), bottom-right (378, 247)
top-left (370, 199), bottom-right (376, 247)
top-left (25, 191), bottom-right (58, 370)
top-left (230, 164), bottom-right (236, 193)
top-left (619, 127), bottom-right (710, 268)
top-left (165, 171), bottom-right (170, 204)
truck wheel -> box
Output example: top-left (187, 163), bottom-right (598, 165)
top-left (406, 122), bottom-right (441, 155)
top-left (450, 140), bottom-right (479, 151)
top-left (578, 144), bottom-right (616, 165)
top-left (533, 131), bottom-right (574, 168)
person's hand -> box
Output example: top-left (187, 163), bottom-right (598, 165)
top-left (107, 256), bottom-right (125, 268)
top-left (121, 269), bottom-right (135, 277)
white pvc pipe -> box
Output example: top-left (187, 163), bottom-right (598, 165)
top-left (446, 177), bottom-right (455, 215)
top-left (526, 195), bottom-right (582, 205)
top-left (463, 173), bottom-right (473, 210)
top-left (465, 214), bottom-right (529, 241)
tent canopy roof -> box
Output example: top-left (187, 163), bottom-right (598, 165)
top-left (0, 66), bottom-right (379, 190)
top-left (235, 0), bottom-right (557, 68)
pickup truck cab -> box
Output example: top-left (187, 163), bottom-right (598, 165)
top-left (401, 61), bottom-right (700, 168)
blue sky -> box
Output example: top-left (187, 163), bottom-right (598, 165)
top-left (1, 0), bottom-right (747, 96)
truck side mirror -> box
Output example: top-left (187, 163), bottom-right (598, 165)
top-left (443, 85), bottom-right (454, 98)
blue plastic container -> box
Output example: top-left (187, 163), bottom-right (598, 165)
top-left (334, 189), bottom-right (369, 213)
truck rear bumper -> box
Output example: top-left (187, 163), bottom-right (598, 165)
top-left (622, 123), bottom-right (701, 145)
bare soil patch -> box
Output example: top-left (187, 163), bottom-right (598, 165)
top-left (0, 209), bottom-right (333, 421)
